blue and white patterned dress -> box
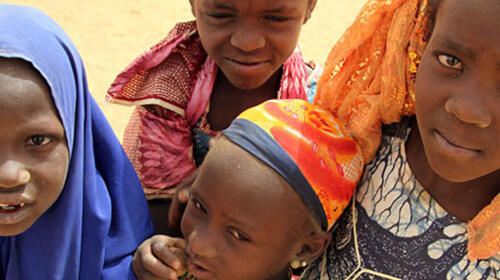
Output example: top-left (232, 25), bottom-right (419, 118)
top-left (301, 120), bottom-right (500, 280)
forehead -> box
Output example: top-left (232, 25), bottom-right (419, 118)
top-left (435, 0), bottom-right (500, 41)
top-left (193, 138), bottom-right (304, 230)
top-left (0, 58), bottom-right (55, 119)
top-left (196, 0), bottom-right (308, 12)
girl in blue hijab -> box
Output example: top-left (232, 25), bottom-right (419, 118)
top-left (0, 4), bottom-right (154, 279)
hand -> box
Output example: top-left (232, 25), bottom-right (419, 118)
top-left (168, 169), bottom-right (198, 231)
top-left (132, 235), bottom-right (188, 280)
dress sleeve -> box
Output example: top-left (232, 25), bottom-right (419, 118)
top-left (122, 105), bottom-right (195, 199)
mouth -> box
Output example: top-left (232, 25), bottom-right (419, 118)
top-left (225, 58), bottom-right (269, 73)
top-left (187, 257), bottom-right (214, 279)
top-left (0, 202), bottom-right (29, 225)
top-left (434, 130), bottom-right (482, 156)
top-left (0, 203), bottom-right (25, 213)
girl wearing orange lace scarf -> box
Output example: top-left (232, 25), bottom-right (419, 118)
top-left (301, 0), bottom-right (500, 279)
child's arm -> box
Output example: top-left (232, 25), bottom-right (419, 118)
top-left (132, 235), bottom-right (188, 280)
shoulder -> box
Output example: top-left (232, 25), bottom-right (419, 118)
top-left (305, 61), bottom-right (323, 103)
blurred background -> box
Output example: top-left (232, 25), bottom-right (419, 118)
top-left (3, 0), bottom-right (366, 139)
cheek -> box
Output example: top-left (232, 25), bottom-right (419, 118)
top-left (37, 144), bottom-right (69, 207)
top-left (415, 56), bottom-right (441, 122)
top-left (180, 203), bottom-right (196, 237)
top-left (270, 26), bottom-right (302, 58)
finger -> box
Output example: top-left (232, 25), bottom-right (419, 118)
top-left (168, 171), bottom-right (197, 229)
top-left (141, 249), bottom-right (179, 280)
top-left (166, 237), bottom-right (187, 250)
top-left (151, 241), bottom-right (182, 270)
top-left (177, 187), bottom-right (190, 203)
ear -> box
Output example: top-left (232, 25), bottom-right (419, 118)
top-left (304, 0), bottom-right (318, 24)
top-left (293, 230), bottom-right (331, 265)
top-left (189, 0), bottom-right (196, 18)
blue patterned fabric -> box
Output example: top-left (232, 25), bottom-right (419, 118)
top-left (301, 119), bottom-right (500, 280)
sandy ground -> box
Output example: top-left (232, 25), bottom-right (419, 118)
top-left (3, 0), bottom-right (365, 140)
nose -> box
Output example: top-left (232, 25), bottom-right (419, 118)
top-left (230, 23), bottom-right (265, 52)
top-left (444, 93), bottom-right (492, 128)
top-left (0, 160), bottom-right (31, 188)
top-left (187, 228), bottom-right (219, 259)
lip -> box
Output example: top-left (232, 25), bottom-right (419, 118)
top-left (433, 130), bottom-right (481, 158)
top-left (0, 193), bottom-right (32, 208)
top-left (0, 203), bottom-right (29, 225)
top-left (187, 257), bottom-right (214, 279)
top-left (225, 58), bottom-right (270, 76)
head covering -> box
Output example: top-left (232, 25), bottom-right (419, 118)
top-left (0, 4), bottom-right (154, 279)
top-left (313, 0), bottom-right (499, 262)
top-left (223, 99), bottom-right (364, 230)
top-left (314, 0), bottom-right (428, 162)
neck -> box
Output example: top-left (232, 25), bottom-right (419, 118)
top-left (406, 121), bottom-right (500, 222)
top-left (207, 68), bottom-right (282, 131)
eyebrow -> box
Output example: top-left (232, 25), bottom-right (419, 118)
top-left (221, 212), bottom-right (257, 234)
top-left (263, 5), bottom-right (299, 13)
top-left (211, 1), bottom-right (236, 11)
top-left (435, 36), bottom-right (475, 59)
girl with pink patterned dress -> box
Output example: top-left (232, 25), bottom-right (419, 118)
top-left (106, 0), bottom-right (322, 233)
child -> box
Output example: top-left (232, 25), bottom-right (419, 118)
top-left (105, 0), bottom-right (322, 231)
top-left (131, 99), bottom-right (364, 280)
top-left (0, 5), bottom-right (154, 279)
top-left (302, 0), bottom-right (500, 279)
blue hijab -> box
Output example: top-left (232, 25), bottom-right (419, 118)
top-left (0, 4), bottom-right (154, 279)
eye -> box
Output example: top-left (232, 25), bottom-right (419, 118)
top-left (228, 227), bottom-right (251, 242)
top-left (263, 15), bottom-right (289, 22)
top-left (437, 54), bottom-right (463, 70)
top-left (193, 198), bottom-right (207, 214)
top-left (208, 13), bottom-right (233, 19)
top-left (26, 135), bottom-right (52, 147)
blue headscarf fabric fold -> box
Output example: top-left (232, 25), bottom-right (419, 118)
top-left (0, 4), bottom-right (154, 279)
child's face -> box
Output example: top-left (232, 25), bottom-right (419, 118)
top-left (190, 0), bottom-right (316, 90)
top-left (414, 0), bottom-right (500, 182)
top-left (0, 59), bottom-right (69, 236)
top-left (181, 138), bottom-right (314, 280)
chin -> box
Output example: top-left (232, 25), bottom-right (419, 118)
top-left (0, 223), bottom-right (32, 236)
top-left (228, 77), bottom-right (269, 90)
top-left (427, 158), bottom-right (489, 183)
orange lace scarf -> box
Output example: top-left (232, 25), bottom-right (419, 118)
top-left (314, 0), bottom-right (499, 262)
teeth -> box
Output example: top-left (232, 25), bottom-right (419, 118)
top-left (0, 203), bottom-right (25, 210)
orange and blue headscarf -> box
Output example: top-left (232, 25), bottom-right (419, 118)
top-left (223, 99), bottom-right (364, 230)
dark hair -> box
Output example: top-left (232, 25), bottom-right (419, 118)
top-left (424, 0), bottom-right (443, 41)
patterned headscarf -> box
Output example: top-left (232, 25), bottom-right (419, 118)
top-left (314, 0), bottom-right (428, 162)
top-left (313, 0), bottom-right (499, 262)
top-left (223, 99), bottom-right (364, 230)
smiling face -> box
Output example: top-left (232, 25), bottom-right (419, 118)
top-left (190, 0), bottom-right (316, 90)
top-left (414, 0), bottom-right (500, 182)
top-left (0, 58), bottom-right (69, 236)
top-left (180, 137), bottom-right (321, 280)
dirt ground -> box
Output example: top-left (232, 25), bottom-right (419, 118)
top-left (3, 0), bottom-right (365, 140)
